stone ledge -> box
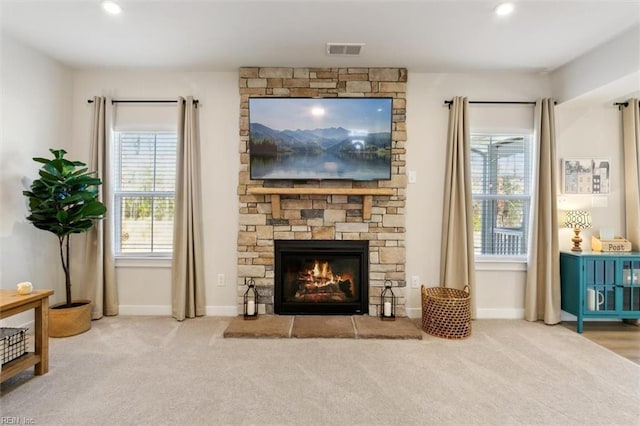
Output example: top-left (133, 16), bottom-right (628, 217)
top-left (223, 315), bottom-right (293, 338)
top-left (223, 315), bottom-right (422, 339)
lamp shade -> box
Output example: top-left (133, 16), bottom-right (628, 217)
top-left (564, 210), bottom-right (592, 229)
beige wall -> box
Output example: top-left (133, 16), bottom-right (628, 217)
top-left (405, 72), bottom-right (552, 318)
top-left (69, 70), bottom-right (240, 315)
top-left (0, 34), bottom-right (72, 325)
top-left (556, 103), bottom-right (626, 247)
top-left (1, 35), bottom-right (631, 319)
top-left (551, 25), bottom-right (639, 104)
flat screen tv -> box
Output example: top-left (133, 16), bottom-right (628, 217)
top-left (249, 97), bottom-right (392, 181)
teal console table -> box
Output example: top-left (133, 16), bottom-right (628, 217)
top-left (560, 251), bottom-right (640, 333)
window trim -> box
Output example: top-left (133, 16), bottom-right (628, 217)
top-left (475, 258), bottom-right (527, 271)
top-left (471, 132), bottom-right (533, 261)
top-left (115, 257), bottom-right (173, 268)
top-left (113, 131), bottom-right (177, 259)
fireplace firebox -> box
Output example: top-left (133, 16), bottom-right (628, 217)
top-left (274, 240), bottom-right (369, 315)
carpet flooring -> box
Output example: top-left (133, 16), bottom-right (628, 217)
top-left (1, 317), bottom-right (638, 425)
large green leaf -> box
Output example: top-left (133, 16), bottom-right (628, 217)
top-left (69, 167), bottom-right (89, 177)
top-left (79, 201), bottom-right (107, 218)
top-left (41, 164), bottom-right (62, 179)
top-left (49, 148), bottom-right (67, 159)
top-left (55, 210), bottom-right (69, 223)
top-left (68, 220), bottom-right (94, 233)
top-left (66, 175), bottom-right (101, 186)
top-left (58, 193), bottom-right (89, 205)
top-left (37, 170), bottom-right (57, 180)
top-left (24, 149), bottom-right (107, 238)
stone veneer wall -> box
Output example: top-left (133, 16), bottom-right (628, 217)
top-left (237, 67), bottom-right (407, 316)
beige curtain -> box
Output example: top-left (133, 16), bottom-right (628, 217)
top-left (622, 99), bottom-right (640, 250)
top-left (525, 99), bottom-right (560, 324)
top-left (172, 96), bottom-right (205, 321)
top-left (440, 96), bottom-right (476, 317)
top-left (82, 96), bottom-right (118, 318)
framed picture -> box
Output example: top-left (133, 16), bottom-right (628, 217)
top-left (562, 158), bottom-right (610, 194)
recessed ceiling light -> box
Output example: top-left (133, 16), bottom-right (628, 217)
top-left (102, 1), bottom-right (122, 15)
top-left (495, 2), bottom-right (514, 16)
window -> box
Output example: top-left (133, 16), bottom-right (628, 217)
top-left (471, 134), bottom-right (532, 259)
top-left (114, 132), bottom-right (176, 256)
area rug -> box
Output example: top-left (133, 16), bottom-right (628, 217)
top-left (1, 317), bottom-right (638, 425)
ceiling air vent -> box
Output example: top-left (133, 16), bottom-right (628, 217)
top-left (326, 43), bottom-right (365, 56)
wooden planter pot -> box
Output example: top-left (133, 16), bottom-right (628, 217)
top-left (49, 300), bottom-right (92, 338)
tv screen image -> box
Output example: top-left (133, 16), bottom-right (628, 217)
top-left (248, 97), bottom-right (392, 181)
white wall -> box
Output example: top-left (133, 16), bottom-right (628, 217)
top-left (556, 103), bottom-right (626, 248)
top-left (404, 73), bottom-right (630, 319)
top-left (74, 71), bottom-right (559, 317)
top-left (0, 33), bottom-right (73, 324)
top-left (405, 72), bottom-right (553, 318)
top-left (551, 25), bottom-right (640, 104)
top-left (70, 71), bottom-right (239, 315)
top-left (1, 37), bottom-right (630, 319)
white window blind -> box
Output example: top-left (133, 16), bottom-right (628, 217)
top-left (471, 134), bottom-right (532, 258)
top-left (114, 132), bottom-right (177, 256)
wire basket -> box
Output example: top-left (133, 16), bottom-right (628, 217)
top-left (1, 327), bottom-right (28, 365)
top-left (421, 285), bottom-right (471, 339)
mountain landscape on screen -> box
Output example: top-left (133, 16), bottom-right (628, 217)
top-left (249, 123), bottom-right (391, 156)
top-left (248, 97), bottom-right (393, 181)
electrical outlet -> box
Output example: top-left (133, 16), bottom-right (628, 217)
top-left (411, 275), bottom-right (420, 289)
top-left (217, 273), bottom-right (225, 286)
top-left (408, 170), bottom-right (417, 184)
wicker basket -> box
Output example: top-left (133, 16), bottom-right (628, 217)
top-left (421, 285), bottom-right (471, 339)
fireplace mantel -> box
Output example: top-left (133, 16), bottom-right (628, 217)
top-left (247, 187), bottom-right (394, 219)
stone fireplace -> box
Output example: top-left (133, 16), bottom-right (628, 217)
top-left (237, 67), bottom-right (407, 316)
top-left (275, 240), bottom-right (369, 315)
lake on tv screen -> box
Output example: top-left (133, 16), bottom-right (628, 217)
top-left (251, 152), bottom-right (390, 180)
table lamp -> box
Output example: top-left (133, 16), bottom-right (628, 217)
top-left (564, 210), bottom-right (592, 252)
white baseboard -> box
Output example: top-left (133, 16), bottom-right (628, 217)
top-left (116, 306), bottom-right (622, 322)
top-left (205, 306), bottom-right (238, 316)
top-left (476, 308), bottom-right (525, 319)
top-left (406, 307), bottom-right (525, 319)
top-left (118, 305), bottom-right (238, 316)
top-left (7, 307), bottom-right (622, 323)
top-left (405, 308), bottom-right (421, 318)
top-left (118, 305), bottom-right (172, 316)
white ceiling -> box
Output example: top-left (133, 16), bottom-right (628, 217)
top-left (1, 0), bottom-right (639, 73)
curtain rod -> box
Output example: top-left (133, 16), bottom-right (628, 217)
top-left (443, 100), bottom-right (537, 108)
top-left (613, 101), bottom-right (639, 109)
top-left (87, 99), bottom-right (199, 105)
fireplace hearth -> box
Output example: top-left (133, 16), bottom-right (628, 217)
top-left (274, 240), bottom-right (369, 315)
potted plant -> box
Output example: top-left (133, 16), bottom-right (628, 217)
top-left (23, 149), bottom-right (106, 337)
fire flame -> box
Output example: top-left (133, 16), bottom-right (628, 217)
top-left (304, 260), bottom-right (352, 288)
top-left (312, 261), bottom-right (333, 281)
top-left (294, 259), bottom-right (356, 301)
